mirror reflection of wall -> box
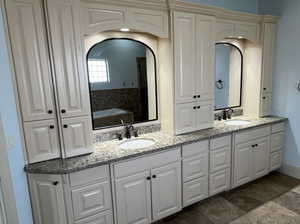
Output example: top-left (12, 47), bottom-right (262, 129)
top-left (87, 38), bottom-right (158, 129)
top-left (215, 43), bottom-right (243, 110)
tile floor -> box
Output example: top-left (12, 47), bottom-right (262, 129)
top-left (156, 172), bottom-right (300, 224)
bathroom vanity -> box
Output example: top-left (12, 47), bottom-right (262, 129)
top-left (1, 0), bottom-right (283, 223)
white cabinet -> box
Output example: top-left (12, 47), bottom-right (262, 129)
top-left (29, 174), bottom-right (67, 224)
top-left (215, 20), bottom-right (259, 43)
top-left (74, 211), bottom-right (113, 224)
top-left (5, 0), bottom-right (56, 122)
top-left (174, 12), bottom-right (214, 103)
top-left (114, 149), bottom-right (181, 223)
top-left (209, 169), bottom-right (230, 196)
top-left (24, 120), bottom-right (60, 163)
top-left (260, 94), bottom-right (272, 117)
top-left (270, 123), bottom-right (284, 171)
top-left (115, 171), bottom-right (152, 224)
top-left (234, 136), bottom-right (270, 188)
top-left (62, 117), bottom-right (93, 158)
top-left (182, 141), bottom-right (209, 207)
top-left (151, 162), bottom-right (181, 221)
top-left (173, 11), bottom-right (214, 134)
top-left (46, 0), bottom-right (90, 119)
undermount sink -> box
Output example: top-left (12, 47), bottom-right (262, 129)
top-left (225, 120), bottom-right (251, 126)
top-left (119, 138), bottom-right (155, 150)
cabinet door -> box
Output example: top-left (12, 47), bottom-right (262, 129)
top-left (6, 0), bottom-right (55, 122)
top-left (24, 120), bottom-right (60, 163)
top-left (210, 146), bottom-right (231, 173)
top-left (62, 116), bottom-right (93, 158)
top-left (209, 169), bottom-right (230, 196)
top-left (183, 153), bottom-right (208, 182)
top-left (261, 23), bottom-right (277, 94)
top-left (115, 171), bottom-right (151, 224)
top-left (74, 211), bottom-right (113, 224)
top-left (260, 94), bottom-right (272, 117)
top-left (270, 151), bottom-right (282, 172)
top-left (183, 176), bottom-right (208, 207)
top-left (46, 0), bottom-right (90, 118)
top-left (253, 137), bottom-right (270, 180)
top-left (71, 180), bottom-right (111, 220)
top-left (174, 11), bottom-right (196, 103)
top-left (29, 174), bottom-right (67, 224)
top-left (234, 142), bottom-right (253, 187)
top-left (151, 162), bottom-right (181, 221)
top-left (175, 102), bottom-right (196, 134)
top-left (195, 15), bottom-right (215, 101)
top-left (195, 101), bottom-right (214, 130)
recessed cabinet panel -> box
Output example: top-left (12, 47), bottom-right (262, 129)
top-left (234, 142), bottom-right (253, 187)
top-left (47, 0), bottom-right (90, 118)
top-left (29, 174), bottom-right (67, 224)
top-left (270, 151), bottom-right (282, 171)
top-left (175, 102), bottom-right (196, 134)
top-left (62, 116), bottom-right (93, 158)
top-left (183, 176), bottom-right (208, 207)
top-left (253, 138), bottom-right (270, 180)
top-left (260, 94), bottom-right (272, 117)
top-left (81, 2), bottom-right (126, 35)
top-left (210, 146), bottom-right (231, 173)
top-left (115, 171), bottom-right (152, 224)
top-left (271, 132), bottom-right (284, 153)
top-left (209, 169), bottom-right (230, 196)
top-left (6, 0), bottom-right (55, 122)
top-left (174, 11), bottom-right (196, 103)
top-left (72, 181), bottom-right (111, 220)
top-left (183, 153), bottom-right (208, 182)
top-left (195, 101), bottom-right (214, 130)
top-left (24, 120), bottom-right (60, 163)
top-left (195, 15), bottom-right (214, 101)
top-left (151, 162), bottom-right (181, 221)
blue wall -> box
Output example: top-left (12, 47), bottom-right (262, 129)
top-left (0, 6), bottom-right (33, 224)
top-left (265, 0), bottom-right (300, 169)
top-left (184, 0), bottom-right (259, 14)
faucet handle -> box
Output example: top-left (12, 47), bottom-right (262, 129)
top-left (117, 133), bottom-right (123, 141)
top-left (133, 130), bottom-right (139, 137)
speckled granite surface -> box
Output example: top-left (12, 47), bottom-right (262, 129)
top-left (25, 116), bottom-right (287, 174)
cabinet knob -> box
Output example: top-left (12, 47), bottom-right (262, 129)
top-left (146, 177), bottom-right (151, 180)
top-left (63, 124), bottom-right (68, 128)
top-left (197, 106), bottom-right (200, 109)
top-left (152, 175), bottom-right (157, 179)
top-left (52, 181), bottom-right (59, 186)
top-left (255, 144), bottom-right (258, 147)
top-left (49, 125), bottom-right (55, 129)
top-left (251, 145), bottom-right (255, 148)
top-left (263, 88), bottom-right (267, 90)
top-left (193, 106), bottom-right (197, 110)
top-left (197, 95), bottom-right (201, 98)
top-left (61, 109), bottom-right (66, 113)
top-left (193, 96), bottom-right (197, 99)
top-left (262, 97), bottom-right (266, 100)
top-left (48, 110), bottom-right (53, 114)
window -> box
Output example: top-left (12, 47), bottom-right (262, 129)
top-left (87, 59), bottom-right (109, 83)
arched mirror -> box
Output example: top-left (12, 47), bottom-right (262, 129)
top-left (215, 43), bottom-right (243, 110)
top-left (87, 38), bottom-right (158, 130)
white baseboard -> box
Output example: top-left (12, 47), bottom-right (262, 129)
top-left (279, 163), bottom-right (300, 180)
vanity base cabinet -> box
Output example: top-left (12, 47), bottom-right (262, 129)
top-left (183, 176), bottom-right (208, 207)
top-left (114, 148), bottom-right (182, 224)
top-left (29, 174), bottom-right (67, 224)
top-left (74, 211), bottom-right (113, 224)
top-left (270, 123), bottom-right (284, 171)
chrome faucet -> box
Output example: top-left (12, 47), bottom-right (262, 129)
top-left (118, 120), bottom-right (138, 140)
top-left (222, 108), bottom-right (234, 120)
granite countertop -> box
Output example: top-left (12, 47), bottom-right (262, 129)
top-left (25, 116), bottom-right (287, 174)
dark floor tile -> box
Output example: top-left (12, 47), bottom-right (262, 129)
top-left (230, 202), bottom-right (300, 224)
top-left (265, 172), bottom-right (300, 189)
top-left (274, 191), bottom-right (300, 215)
top-left (196, 196), bottom-right (246, 224)
top-left (179, 209), bottom-right (214, 224)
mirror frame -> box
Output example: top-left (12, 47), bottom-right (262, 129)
top-left (215, 42), bottom-right (243, 111)
top-left (86, 38), bottom-right (159, 130)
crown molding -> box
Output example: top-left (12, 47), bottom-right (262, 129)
top-left (168, 0), bottom-right (280, 24)
top-left (80, 0), bottom-right (168, 11)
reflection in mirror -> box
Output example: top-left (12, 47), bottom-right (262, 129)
top-left (215, 43), bottom-right (243, 110)
top-left (87, 38), bottom-right (158, 130)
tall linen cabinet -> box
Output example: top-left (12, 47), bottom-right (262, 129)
top-left (5, 0), bottom-right (93, 163)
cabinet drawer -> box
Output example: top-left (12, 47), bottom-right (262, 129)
top-left (271, 132), bottom-right (284, 153)
top-left (114, 148), bottom-right (180, 178)
top-left (71, 181), bottom-right (111, 220)
top-left (272, 122), bottom-right (285, 133)
top-left (210, 146), bottom-right (231, 173)
top-left (235, 125), bottom-right (271, 144)
top-left (182, 140), bottom-right (209, 158)
top-left (270, 151), bottom-right (282, 171)
top-left (209, 169), bottom-right (230, 196)
top-left (210, 135), bottom-right (231, 150)
top-left (74, 210), bottom-right (113, 224)
top-left (69, 166), bottom-right (109, 187)
top-left (183, 153), bottom-right (208, 182)
top-left (183, 176), bottom-right (208, 207)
